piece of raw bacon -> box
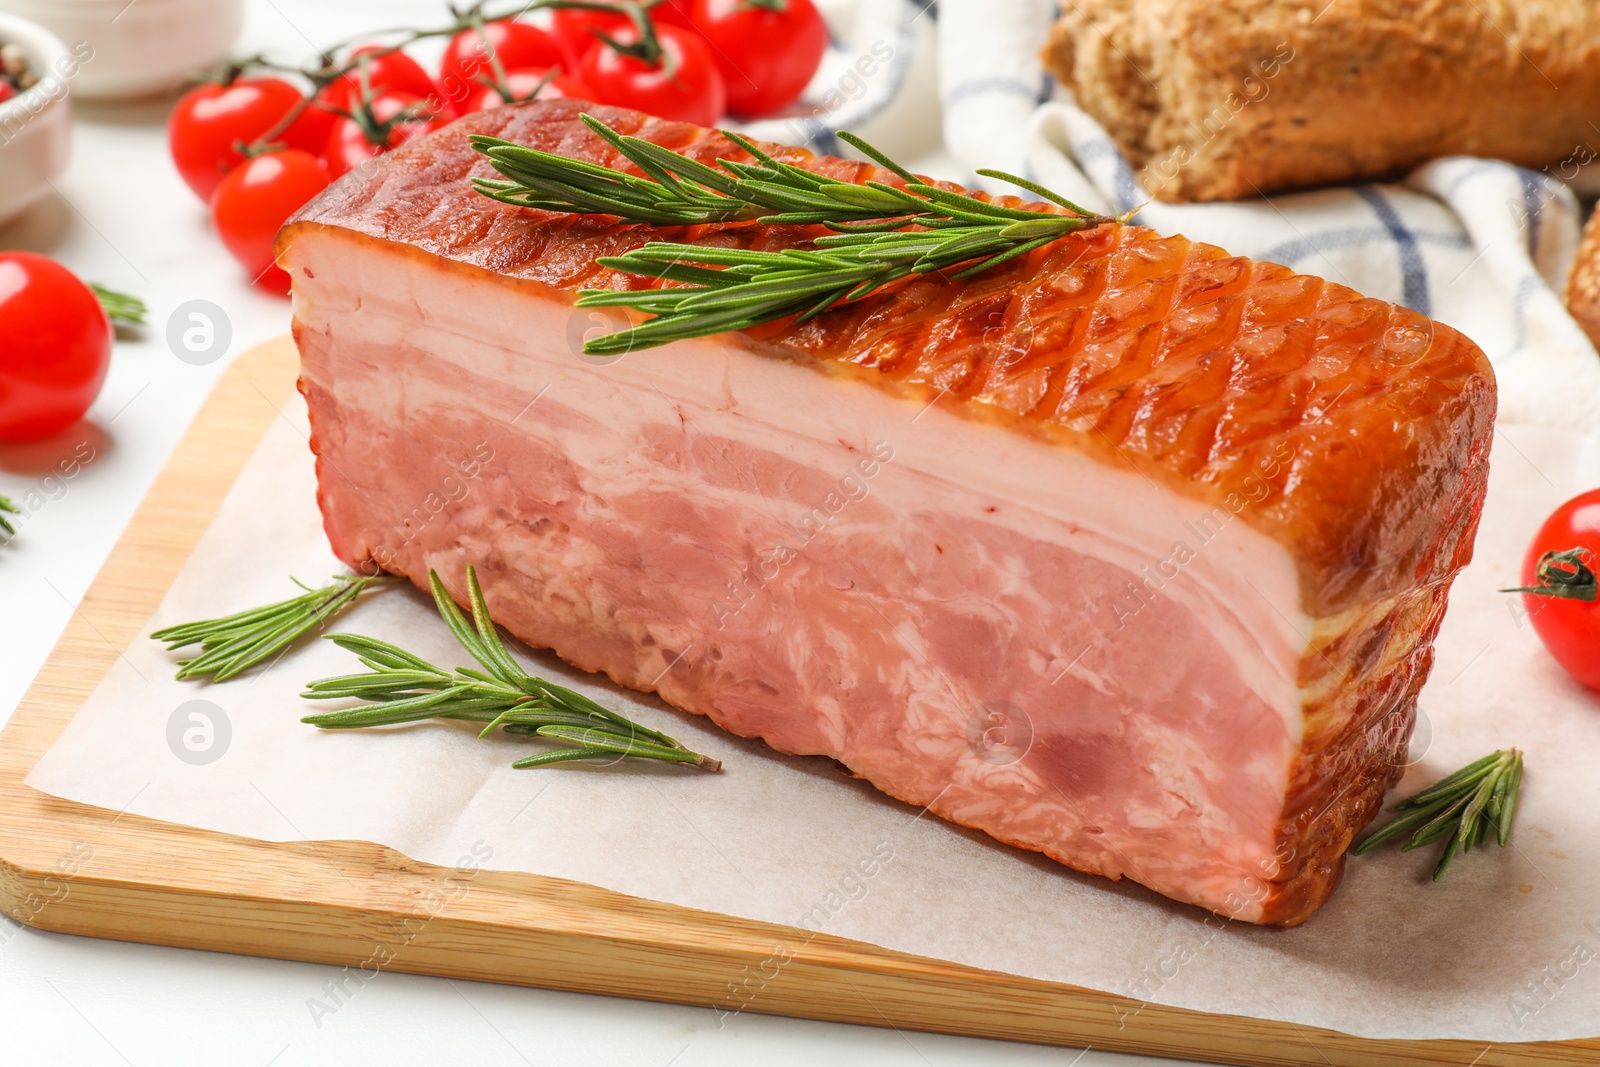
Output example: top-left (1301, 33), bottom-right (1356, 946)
top-left (278, 101), bottom-right (1494, 926)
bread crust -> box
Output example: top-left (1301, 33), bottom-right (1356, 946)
top-left (1567, 208), bottom-right (1600, 349)
top-left (1042, 0), bottom-right (1600, 202)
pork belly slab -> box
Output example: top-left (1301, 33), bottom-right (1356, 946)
top-left (277, 101), bottom-right (1495, 926)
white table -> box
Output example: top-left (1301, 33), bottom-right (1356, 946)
top-left (0, 2), bottom-right (1192, 1063)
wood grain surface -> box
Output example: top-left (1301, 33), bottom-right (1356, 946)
top-left (0, 336), bottom-right (1592, 1067)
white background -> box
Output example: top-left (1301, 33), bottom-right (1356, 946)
top-left (0, 1), bottom-right (1192, 1063)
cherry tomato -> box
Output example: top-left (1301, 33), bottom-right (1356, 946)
top-left (438, 20), bottom-right (573, 111)
top-left (465, 68), bottom-right (592, 112)
top-left (689, 0), bottom-right (826, 117)
top-left (322, 92), bottom-right (448, 179)
top-left (552, 1), bottom-right (696, 56)
top-left (577, 23), bottom-right (725, 125)
top-left (320, 45), bottom-right (447, 118)
top-left (209, 149), bottom-right (330, 294)
top-left (0, 252), bottom-right (111, 441)
top-left (653, 1), bottom-right (698, 29)
top-left (283, 106), bottom-right (339, 160)
top-left (168, 76), bottom-right (330, 202)
top-left (0, 83), bottom-right (14, 105)
top-left (552, 6), bottom-right (631, 53)
top-left (1517, 489), bottom-right (1600, 691)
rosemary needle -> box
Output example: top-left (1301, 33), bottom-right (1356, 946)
top-left (90, 283), bottom-right (148, 326)
top-left (153, 573), bottom-right (389, 682)
top-left (0, 494), bottom-right (19, 537)
top-left (470, 114), bottom-right (1115, 353)
top-left (1353, 748), bottom-right (1524, 881)
top-left (302, 566), bottom-right (720, 773)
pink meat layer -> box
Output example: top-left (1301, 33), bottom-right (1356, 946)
top-left (295, 289), bottom-right (1293, 915)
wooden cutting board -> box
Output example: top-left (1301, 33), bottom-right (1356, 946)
top-left (1, 336), bottom-right (1593, 1067)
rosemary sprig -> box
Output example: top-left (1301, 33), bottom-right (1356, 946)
top-left (302, 566), bottom-right (720, 772)
top-left (152, 573), bottom-right (388, 681)
top-left (91, 283), bottom-right (147, 326)
top-left (1353, 749), bottom-right (1524, 881)
top-left (469, 114), bottom-right (1114, 353)
top-left (0, 494), bottom-right (19, 537)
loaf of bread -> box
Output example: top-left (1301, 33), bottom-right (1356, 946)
top-left (1042, 1), bottom-right (1600, 202)
top-left (1567, 208), bottom-right (1600, 350)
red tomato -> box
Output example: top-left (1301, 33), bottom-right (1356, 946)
top-left (279, 99), bottom-right (339, 158)
top-left (653, 1), bottom-right (698, 29)
top-left (438, 20), bottom-right (573, 110)
top-left (689, 0), bottom-right (826, 117)
top-left (578, 23), bottom-right (725, 125)
top-left (168, 76), bottom-right (329, 202)
top-left (552, 2), bottom-right (696, 56)
top-left (322, 92), bottom-right (448, 179)
top-left (209, 150), bottom-right (330, 294)
top-left (320, 45), bottom-right (448, 117)
top-left (1517, 489), bottom-right (1600, 691)
top-left (465, 68), bottom-right (592, 112)
top-left (0, 83), bottom-right (14, 104)
top-left (552, 6), bottom-right (631, 53)
top-left (0, 253), bottom-right (111, 441)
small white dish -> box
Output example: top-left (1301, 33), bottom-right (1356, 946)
top-left (0, 0), bottom-right (243, 100)
top-left (0, 12), bottom-right (72, 228)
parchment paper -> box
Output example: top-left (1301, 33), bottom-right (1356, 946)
top-left (25, 399), bottom-right (1600, 1044)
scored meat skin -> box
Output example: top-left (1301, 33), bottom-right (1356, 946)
top-left (278, 100), bottom-right (1495, 926)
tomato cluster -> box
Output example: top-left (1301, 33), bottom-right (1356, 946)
top-left (167, 48), bottom-right (455, 293)
top-left (169, 2), bottom-right (829, 293)
top-left (555, 0), bottom-right (828, 124)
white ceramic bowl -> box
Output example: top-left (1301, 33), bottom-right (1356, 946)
top-left (0, 13), bottom-right (72, 228)
top-left (0, 0), bottom-right (243, 100)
